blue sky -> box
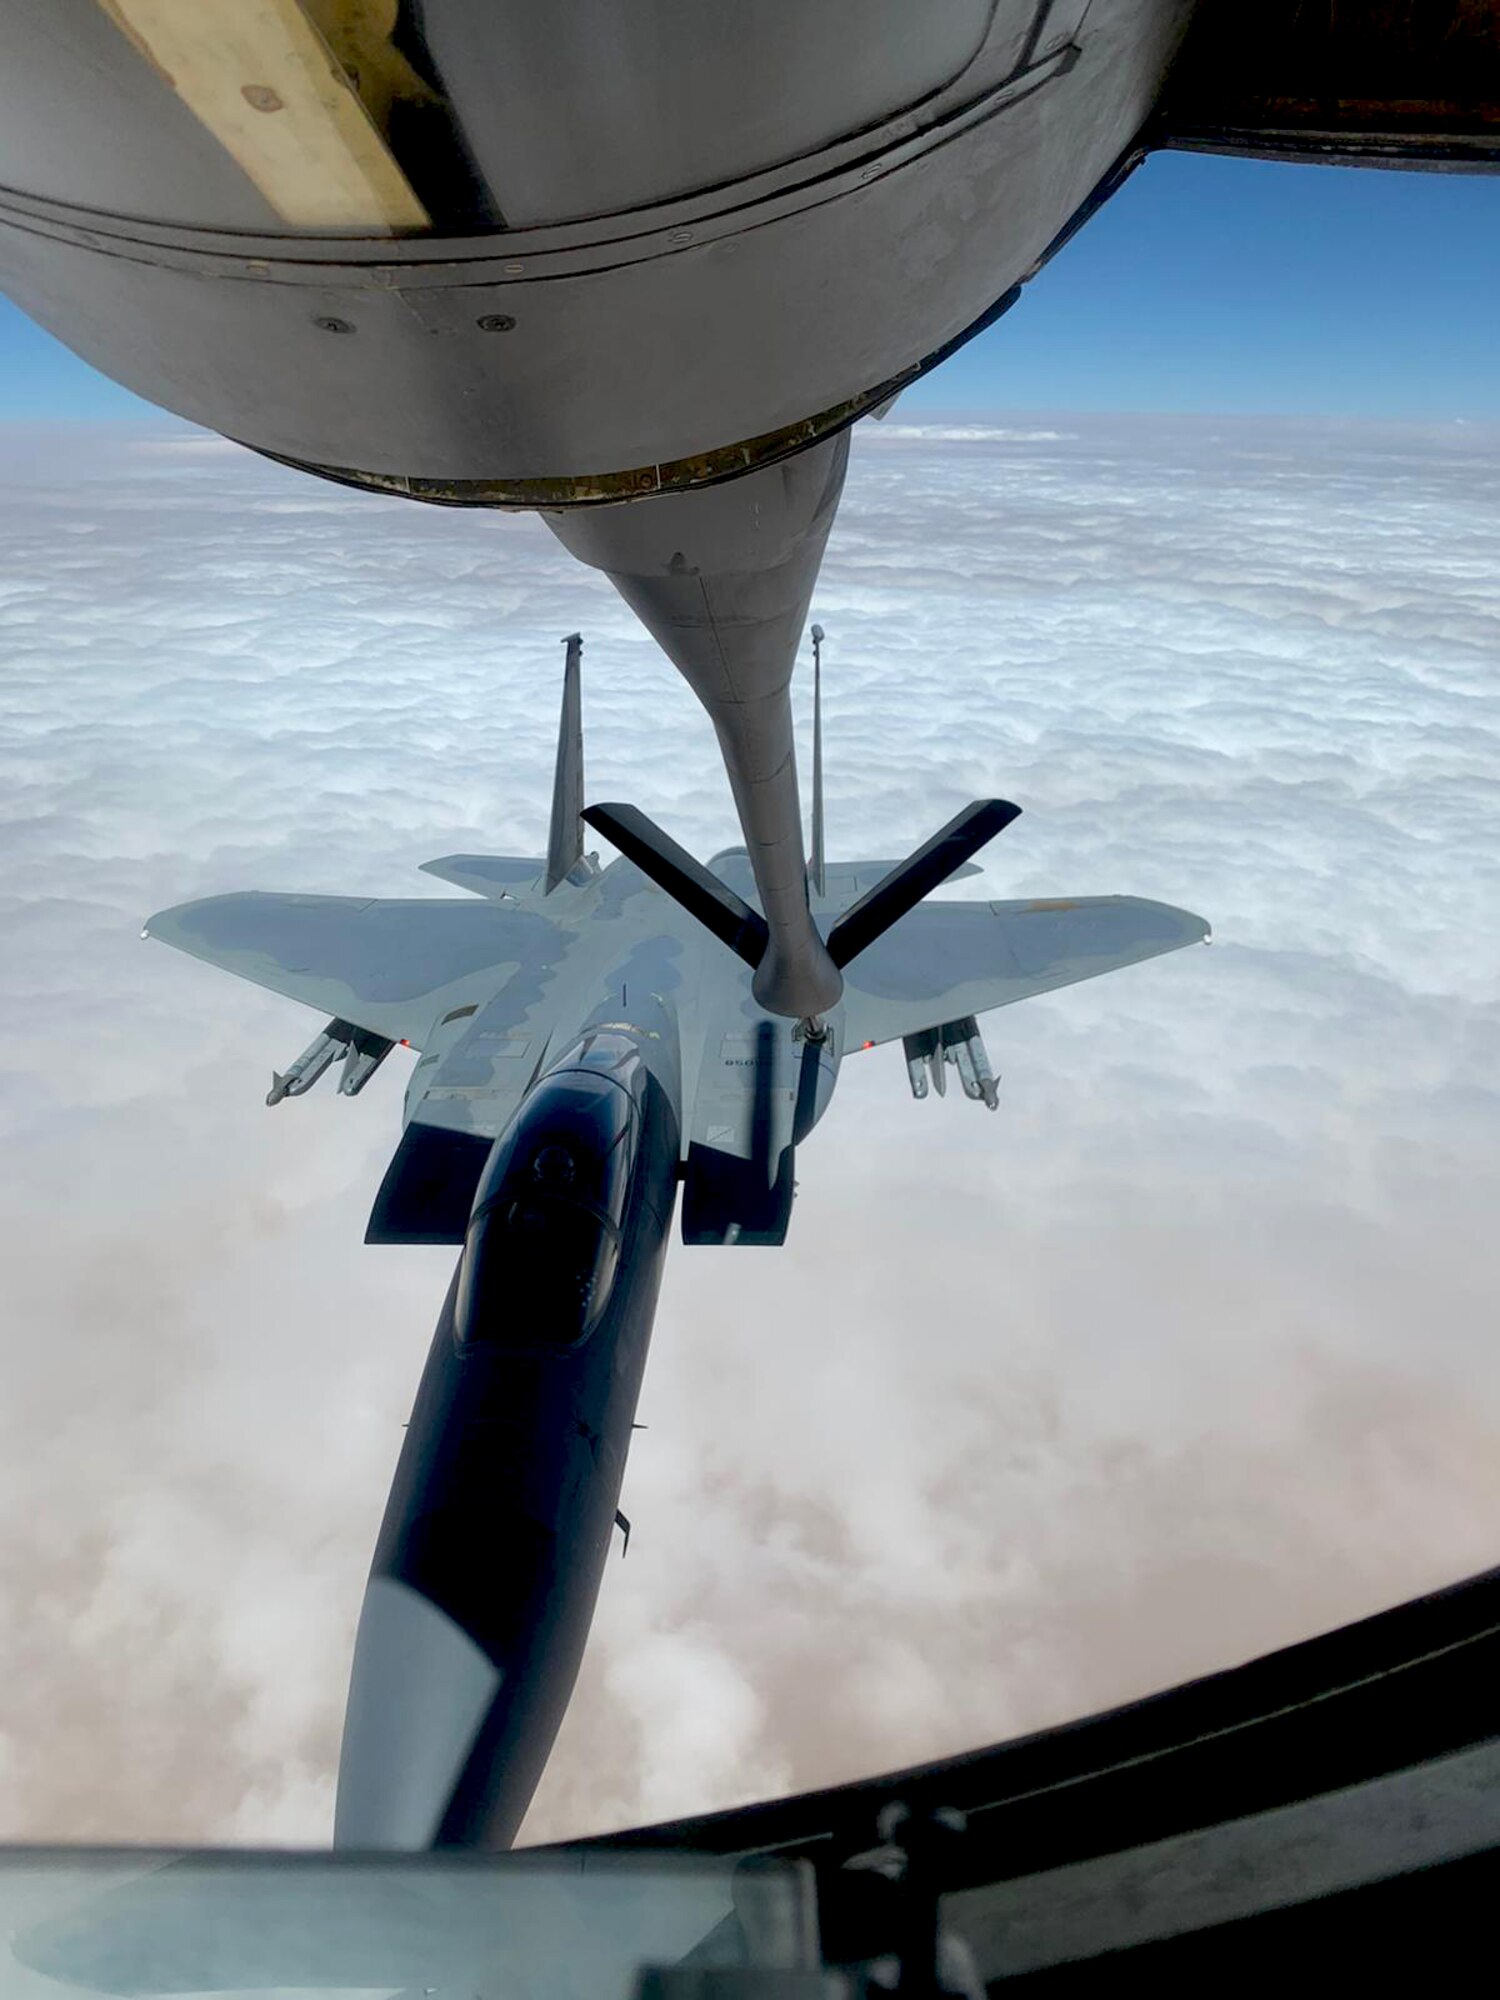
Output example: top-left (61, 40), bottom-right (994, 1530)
top-left (2, 151), bottom-right (1496, 423)
top-left (908, 152), bottom-right (1500, 421)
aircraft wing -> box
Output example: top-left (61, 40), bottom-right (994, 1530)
top-left (840, 896), bottom-right (1208, 1048)
top-left (144, 891), bottom-right (573, 1051)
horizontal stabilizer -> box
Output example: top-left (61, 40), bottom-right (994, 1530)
top-left (822, 859), bottom-right (982, 891)
top-left (582, 803), bottom-right (770, 969)
top-left (826, 800), bottom-right (1021, 968)
top-left (708, 850), bottom-right (982, 909)
top-left (418, 857), bottom-right (545, 898)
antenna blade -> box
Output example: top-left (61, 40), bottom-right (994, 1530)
top-left (826, 799), bottom-right (1021, 969)
top-left (809, 623), bottom-right (826, 898)
top-left (544, 633), bottom-right (584, 893)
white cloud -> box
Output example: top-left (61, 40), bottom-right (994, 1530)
top-left (0, 414), bottom-right (1495, 1847)
top-left (876, 425), bottom-right (1075, 442)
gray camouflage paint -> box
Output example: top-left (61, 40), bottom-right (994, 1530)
top-left (145, 853), bottom-right (1207, 1178)
top-left (142, 728), bottom-right (1206, 1850)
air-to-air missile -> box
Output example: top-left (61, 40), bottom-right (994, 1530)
top-left (266, 1021), bottom-right (395, 1104)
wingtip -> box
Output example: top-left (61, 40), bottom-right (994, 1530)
top-left (1148, 899), bottom-right (1212, 946)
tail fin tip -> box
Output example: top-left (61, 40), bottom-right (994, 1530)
top-left (809, 623), bottom-right (826, 898)
top-left (545, 633), bottom-right (585, 894)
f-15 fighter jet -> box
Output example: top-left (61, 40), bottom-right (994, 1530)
top-left (143, 631), bottom-right (1206, 1850)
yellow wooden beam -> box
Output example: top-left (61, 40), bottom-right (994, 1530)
top-left (303, 0), bottom-right (439, 136)
top-left (98, 0), bottom-right (429, 232)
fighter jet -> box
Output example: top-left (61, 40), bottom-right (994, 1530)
top-left (143, 630), bottom-right (1208, 1848)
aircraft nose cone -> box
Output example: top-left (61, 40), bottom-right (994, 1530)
top-left (335, 1577), bottom-right (501, 1850)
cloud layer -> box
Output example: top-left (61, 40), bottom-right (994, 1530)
top-left (0, 413), bottom-right (1495, 1846)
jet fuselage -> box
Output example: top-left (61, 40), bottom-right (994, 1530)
top-left (143, 651), bottom-right (1208, 1850)
top-left (336, 1027), bottom-right (680, 1850)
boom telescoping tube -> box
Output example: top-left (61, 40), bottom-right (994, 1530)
top-left (335, 1034), bottom-right (679, 1849)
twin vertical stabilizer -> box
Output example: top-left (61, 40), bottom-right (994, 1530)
top-left (545, 633), bottom-right (585, 894)
top-left (809, 623), bottom-right (827, 899)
